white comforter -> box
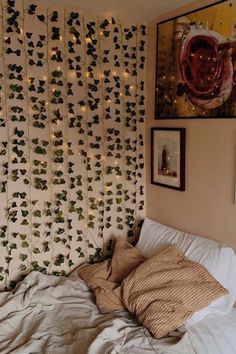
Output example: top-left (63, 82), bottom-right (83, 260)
top-left (0, 272), bottom-right (234, 354)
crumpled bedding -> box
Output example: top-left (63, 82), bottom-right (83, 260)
top-left (0, 271), bottom-right (212, 353)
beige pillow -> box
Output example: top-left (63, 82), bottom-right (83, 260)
top-left (110, 237), bottom-right (146, 282)
top-left (78, 237), bottom-right (146, 313)
top-left (121, 244), bottom-right (228, 339)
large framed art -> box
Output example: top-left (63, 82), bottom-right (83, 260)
top-left (151, 128), bottom-right (185, 191)
top-left (155, 0), bottom-right (236, 119)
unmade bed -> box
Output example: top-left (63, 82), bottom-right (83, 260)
top-left (0, 218), bottom-right (236, 354)
top-left (0, 271), bottom-right (236, 354)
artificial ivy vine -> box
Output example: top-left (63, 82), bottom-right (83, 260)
top-left (0, 0), bottom-right (146, 290)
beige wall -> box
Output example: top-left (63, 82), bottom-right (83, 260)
top-left (146, 0), bottom-right (236, 251)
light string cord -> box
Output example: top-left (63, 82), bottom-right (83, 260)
top-left (22, 0), bottom-right (34, 266)
top-left (47, 7), bottom-right (55, 273)
top-left (1, 1), bottom-right (10, 287)
top-left (63, 8), bottom-right (72, 270)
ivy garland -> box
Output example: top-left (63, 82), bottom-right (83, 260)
top-left (0, 0), bottom-right (146, 289)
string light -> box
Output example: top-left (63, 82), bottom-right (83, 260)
top-left (85, 37), bottom-right (91, 43)
top-left (81, 106), bottom-right (86, 112)
top-left (99, 31), bottom-right (103, 36)
top-left (60, 36), bottom-right (63, 41)
top-left (57, 66), bottom-right (61, 71)
top-left (85, 72), bottom-right (90, 78)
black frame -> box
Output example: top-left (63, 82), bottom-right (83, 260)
top-left (155, 0), bottom-right (235, 119)
top-left (151, 128), bottom-right (186, 191)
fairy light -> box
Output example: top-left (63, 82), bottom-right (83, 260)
top-left (85, 37), bottom-right (91, 43)
top-left (81, 106), bottom-right (86, 112)
top-left (99, 31), bottom-right (104, 36)
top-left (123, 71), bottom-right (129, 78)
top-left (57, 66), bottom-right (61, 71)
top-left (60, 35), bottom-right (63, 41)
top-left (85, 72), bottom-right (90, 78)
top-left (112, 71), bottom-right (117, 76)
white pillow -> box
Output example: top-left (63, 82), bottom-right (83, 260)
top-left (136, 218), bottom-right (236, 326)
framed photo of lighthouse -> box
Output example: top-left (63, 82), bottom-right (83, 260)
top-left (151, 128), bottom-right (185, 190)
top-left (155, 0), bottom-right (236, 118)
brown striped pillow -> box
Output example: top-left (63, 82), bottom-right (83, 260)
top-left (78, 237), bottom-right (146, 313)
top-left (121, 244), bottom-right (228, 339)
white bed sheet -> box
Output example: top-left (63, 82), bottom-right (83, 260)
top-left (187, 308), bottom-right (236, 354)
top-left (0, 271), bottom-right (235, 354)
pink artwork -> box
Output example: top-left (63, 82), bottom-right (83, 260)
top-left (155, 0), bottom-right (236, 118)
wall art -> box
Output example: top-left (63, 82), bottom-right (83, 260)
top-left (151, 128), bottom-right (185, 190)
top-left (155, 0), bottom-right (236, 118)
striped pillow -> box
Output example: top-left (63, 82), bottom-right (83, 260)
top-left (121, 244), bottom-right (228, 339)
top-left (78, 237), bottom-right (146, 313)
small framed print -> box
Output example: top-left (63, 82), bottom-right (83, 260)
top-left (151, 128), bottom-right (185, 191)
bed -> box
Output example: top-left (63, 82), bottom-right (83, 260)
top-left (0, 218), bottom-right (235, 354)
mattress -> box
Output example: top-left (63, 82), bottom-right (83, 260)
top-left (0, 271), bottom-right (235, 354)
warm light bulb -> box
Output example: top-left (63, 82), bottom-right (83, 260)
top-left (100, 31), bottom-right (103, 36)
top-left (85, 37), bottom-right (91, 43)
top-left (81, 106), bottom-right (86, 112)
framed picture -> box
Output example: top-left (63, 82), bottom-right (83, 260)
top-left (151, 128), bottom-right (185, 191)
top-left (155, 0), bottom-right (236, 119)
